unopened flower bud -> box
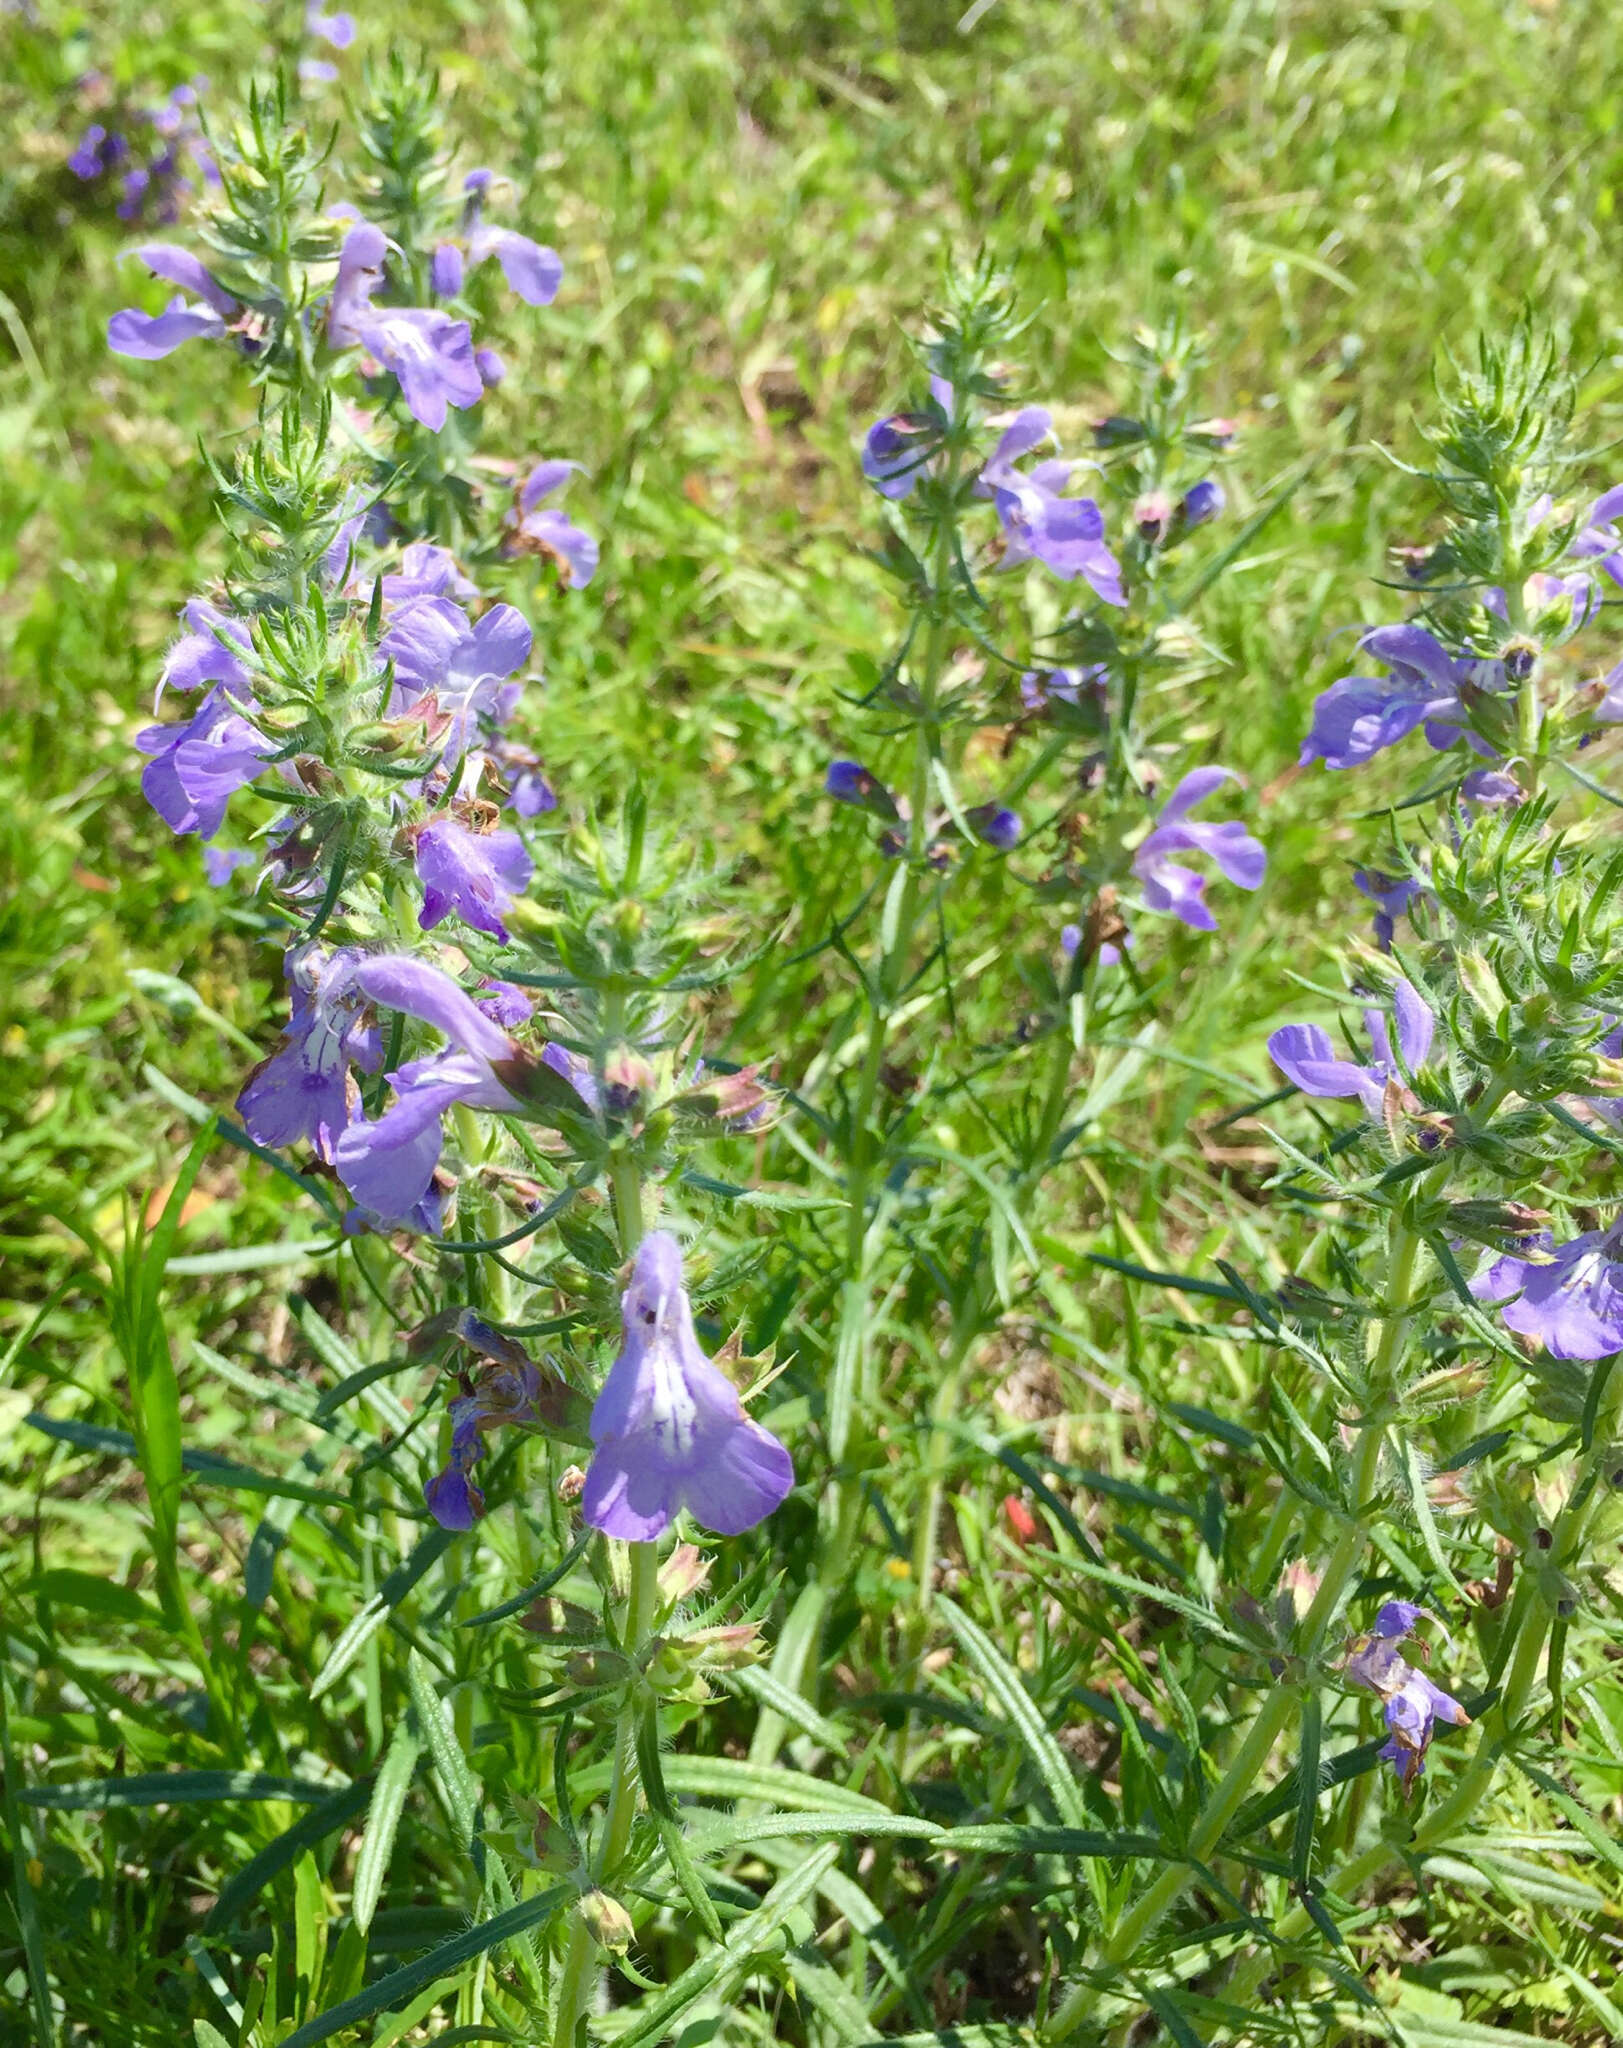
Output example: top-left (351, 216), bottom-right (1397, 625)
top-left (1091, 414), bottom-right (1148, 448)
top-left (1133, 490), bottom-right (1174, 543)
top-left (1502, 638), bottom-right (1538, 684)
top-left (611, 897), bottom-right (645, 943)
top-left (578, 1889), bottom-right (633, 1954)
top-left (603, 1049), bottom-right (656, 1118)
top-left (658, 1542), bottom-right (711, 1603)
top-left (1179, 477), bottom-right (1225, 528)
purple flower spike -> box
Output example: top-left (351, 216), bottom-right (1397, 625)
top-left (334, 955), bottom-right (526, 1226)
top-left (237, 944), bottom-right (383, 1163)
top-left (512, 460), bottom-right (598, 587)
top-left (1268, 977), bottom-right (1434, 1115)
top-left (1471, 1226), bottom-right (1623, 1360)
top-left (414, 817), bottom-right (533, 944)
top-left (583, 1232), bottom-right (794, 1542)
top-left (1133, 767), bottom-right (1265, 932)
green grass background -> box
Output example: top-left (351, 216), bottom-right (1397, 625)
top-left (6, 0), bottom-right (1623, 2041)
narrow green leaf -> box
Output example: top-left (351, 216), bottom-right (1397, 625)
top-left (936, 1597), bottom-right (1085, 1828)
top-left (311, 1528), bottom-right (456, 1701)
top-left (1292, 1692), bottom-right (1322, 1886)
top-left (406, 1650), bottom-right (478, 1852)
top-left (28, 1568), bottom-right (164, 1627)
top-left (686, 1810), bottom-right (942, 1849)
top-left (725, 1662), bottom-right (850, 1756)
top-left (21, 1771), bottom-right (345, 1811)
top-left (353, 1723), bottom-right (421, 1935)
top-left (206, 1776), bottom-right (377, 1931)
top-left (937, 1824), bottom-right (1167, 1858)
top-left (278, 1886), bottom-right (569, 2048)
top-left (609, 1845), bottom-right (840, 2048)
top-left (456, 1530), bottom-right (592, 1628)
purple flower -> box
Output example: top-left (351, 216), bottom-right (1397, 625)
top-left (583, 1232), bottom-right (794, 1542)
top-left (1268, 978), bottom-right (1434, 1115)
top-left (490, 737), bottom-right (556, 817)
top-left (1180, 478), bottom-right (1225, 528)
top-left (1300, 625), bottom-right (1503, 771)
top-left (431, 242), bottom-right (465, 297)
top-left (327, 222), bottom-right (483, 431)
top-left (334, 955), bottom-right (527, 1225)
top-left (237, 944), bottom-right (383, 1163)
top-left (1133, 768), bottom-right (1265, 931)
top-left (511, 461), bottom-right (598, 587)
top-left (69, 123), bottom-right (128, 180)
top-left (136, 687), bottom-right (271, 839)
top-left (377, 542), bottom-right (477, 607)
top-left (108, 245), bottom-right (240, 360)
top-left (204, 846), bottom-right (255, 886)
top-left (1570, 484), bottom-right (1623, 588)
top-left (425, 1355), bottom-right (549, 1530)
top-left (414, 816), bottom-right (533, 944)
top-left (157, 597), bottom-right (254, 703)
top-left (467, 224), bottom-right (563, 306)
top-left (978, 409), bottom-right (1123, 604)
top-left (475, 347), bottom-right (505, 388)
top-left (1345, 1603), bottom-right (1468, 1794)
top-left (1353, 868), bottom-right (1423, 952)
top-left (826, 760), bottom-right (900, 821)
top-left (966, 803), bottom-right (1020, 850)
top-left (1461, 767), bottom-right (1523, 809)
top-left (861, 412), bottom-right (939, 499)
top-left (1471, 1225), bottom-right (1623, 1360)
top-left (307, 4), bottom-right (355, 47)
top-left (376, 596), bottom-right (531, 771)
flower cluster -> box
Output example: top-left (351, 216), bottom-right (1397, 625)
top-left (69, 77), bottom-right (215, 225)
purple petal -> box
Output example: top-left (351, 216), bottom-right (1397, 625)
top-left (518, 459), bottom-right (582, 511)
top-left (414, 818), bottom-right (533, 945)
top-left (431, 242), bottom-right (465, 297)
top-left (133, 243), bottom-right (237, 316)
top-left (352, 955), bottom-right (518, 1066)
top-left (478, 229), bottom-right (562, 306)
top-left (355, 308), bottom-right (483, 431)
top-left (108, 298), bottom-right (224, 359)
top-left (1268, 1024), bottom-right (1382, 1110)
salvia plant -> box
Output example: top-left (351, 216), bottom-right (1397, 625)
top-left (14, 30), bottom-right (1623, 2048)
